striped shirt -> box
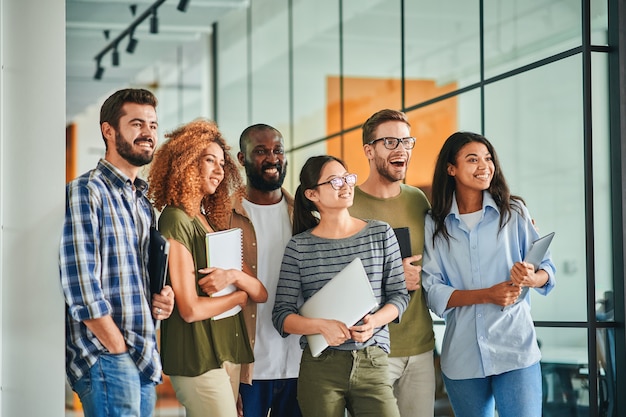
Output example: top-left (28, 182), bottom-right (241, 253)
top-left (59, 159), bottom-right (161, 386)
top-left (272, 220), bottom-right (409, 353)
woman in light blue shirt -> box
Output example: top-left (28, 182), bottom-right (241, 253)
top-left (422, 131), bottom-right (555, 417)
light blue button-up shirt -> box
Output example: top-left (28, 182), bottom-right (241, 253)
top-left (422, 191), bottom-right (555, 379)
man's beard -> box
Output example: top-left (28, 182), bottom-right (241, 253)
top-left (116, 131), bottom-right (154, 167)
top-left (244, 160), bottom-right (287, 192)
top-left (374, 154), bottom-right (405, 183)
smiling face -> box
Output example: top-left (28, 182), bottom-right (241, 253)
top-left (366, 120), bottom-right (412, 183)
top-left (199, 141), bottom-right (225, 196)
top-left (239, 128), bottom-right (287, 192)
top-left (448, 141), bottom-right (494, 194)
top-left (305, 160), bottom-right (355, 210)
top-left (105, 102), bottom-right (158, 168)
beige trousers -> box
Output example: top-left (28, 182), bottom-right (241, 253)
top-left (169, 362), bottom-right (241, 417)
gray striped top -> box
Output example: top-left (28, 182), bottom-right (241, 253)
top-left (272, 220), bottom-right (409, 353)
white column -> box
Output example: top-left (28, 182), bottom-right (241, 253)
top-left (0, 0), bottom-right (66, 416)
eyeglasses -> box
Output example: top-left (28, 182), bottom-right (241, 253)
top-left (315, 173), bottom-right (357, 190)
top-left (368, 136), bottom-right (416, 150)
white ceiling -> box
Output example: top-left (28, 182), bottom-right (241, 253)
top-left (66, 0), bottom-right (248, 123)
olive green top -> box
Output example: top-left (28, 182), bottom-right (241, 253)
top-left (349, 184), bottom-right (435, 357)
top-left (158, 206), bottom-right (253, 377)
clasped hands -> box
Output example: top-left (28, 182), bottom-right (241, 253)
top-left (320, 314), bottom-right (377, 346)
top-left (490, 261), bottom-right (540, 307)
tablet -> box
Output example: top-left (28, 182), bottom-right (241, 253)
top-left (503, 232), bottom-right (555, 311)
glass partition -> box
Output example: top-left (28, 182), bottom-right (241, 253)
top-left (483, 0), bottom-right (582, 79)
top-left (484, 55), bottom-right (587, 322)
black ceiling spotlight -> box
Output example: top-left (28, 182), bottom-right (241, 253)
top-left (150, 8), bottom-right (159, 34)
top-left (94, 59), bottom-right (105, 80)
top-left (93, 0), bottom-right (167, 80)
top-left (177, 0), bottom-right (190, 12)
top-left (112, 44), bottom-right (120, 66)
top-left (126, 29), bottom-right (139, 53)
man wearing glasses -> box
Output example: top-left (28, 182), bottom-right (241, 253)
top-left (349, 109), bottom-right (435, 417)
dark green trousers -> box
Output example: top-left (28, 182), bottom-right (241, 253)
top-left (297, 345), bottom-right (400, 417)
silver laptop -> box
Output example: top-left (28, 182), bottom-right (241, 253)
top-left (299, 257), bottom-right (379, 357)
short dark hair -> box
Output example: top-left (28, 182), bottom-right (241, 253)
top-left (99, 89), bottom-right (158, 142)
top-left (361, 109), bottom-right (410, 145)
top-left (239, 123), bottom-right (282, 154)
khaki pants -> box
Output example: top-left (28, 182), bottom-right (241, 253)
top-left (169, 362), bottom-right (241, 417)
top-left (387, 350), bottom-right (436, 417)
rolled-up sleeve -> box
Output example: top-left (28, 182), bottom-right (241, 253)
top-left (422, 217), bottom-right (456, 318)
top-left (60, 181), bottom-right (111, 322)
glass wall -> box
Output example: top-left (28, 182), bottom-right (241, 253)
top-left (214, 1), bottom-right (623, 416)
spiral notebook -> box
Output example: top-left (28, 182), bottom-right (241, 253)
top-left (206, 227), bottom-right (244, 320)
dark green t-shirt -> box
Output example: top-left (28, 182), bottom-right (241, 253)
top-left (158, 206), bottom-right (253, 377)
top-left (349, 184), bottom-right (435, 357)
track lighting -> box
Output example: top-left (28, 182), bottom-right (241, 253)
top-left (150, 9), bottom-right (158, 34)
top-left (94, 0), bottom-right (170, 80)
top-left (126, 32), bottom-right (139, 54)
top-left (112, 45), bottom-right (120, 66)
top-left (177, 0), bottom-right (190, 12)
top-left (94, 60), bottom-right (105, 80)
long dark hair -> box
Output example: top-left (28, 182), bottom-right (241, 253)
top-left (431, 131), bottom-right (524, 244)
top-left (292, 155), bottom-right (346, 235)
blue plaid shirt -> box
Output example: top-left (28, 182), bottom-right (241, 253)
top-left (60, 159), bottom-right (161, 386)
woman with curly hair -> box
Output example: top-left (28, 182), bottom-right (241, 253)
top-left (148, 118), bottom-right (267, 417)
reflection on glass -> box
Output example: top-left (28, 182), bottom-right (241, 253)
top-left (251, 0), bottom-right (290, 131)
top-left (484, 55), bottom-right (586, 322)
top-left (404, 0), bottom-right (481, 100)
top-left (217, 7), bottom-right (250, 144)
top-left (592, 53), bottom-right (613, 303)
top-left (292, 0), bottom-right (340, 146)
top-left (341, 0), bottom-right (402, 118)
top-left (483, 0), bottom-right (582, 78)
top-left (537, 328), bottom-right (590, 415)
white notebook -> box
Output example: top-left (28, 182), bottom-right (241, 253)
top-left (206, 228), bottom-right (243, 320)
top-left (299, 257), bottom-right (379, 357)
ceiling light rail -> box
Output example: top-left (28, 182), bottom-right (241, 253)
top-left (93, 0), bottom-right (189, 80)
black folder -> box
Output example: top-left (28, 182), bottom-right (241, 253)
top-left (148, 227), bottom-right (170, 295)
top-left (393, 227), bottom-right (412, 259)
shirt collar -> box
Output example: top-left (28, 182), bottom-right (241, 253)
top-left (98, 158), bottom-right (149, 197)
top-left (448, 190), bottom-right (500, 220)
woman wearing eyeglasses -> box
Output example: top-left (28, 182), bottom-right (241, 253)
top-left (272, 155), bottom-right (410, 417)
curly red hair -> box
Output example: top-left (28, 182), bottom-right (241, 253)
top-left (148, 118), bottom-right (243, 230)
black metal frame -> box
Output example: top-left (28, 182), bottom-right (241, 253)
top-left (212, 1), bottom-right (626, 413)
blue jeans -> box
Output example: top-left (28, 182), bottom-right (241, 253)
top-left (73, 352), bottom-right (157, 417)
top-left (240, 379), bottom-right (302, 417)
top-left (442, 362), bottom-right (542, 417)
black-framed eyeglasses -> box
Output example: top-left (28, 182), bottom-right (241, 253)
top-left (315, 173), bottom-right (357, 190)
top-left (368, 136), bottom-right (416, 150)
